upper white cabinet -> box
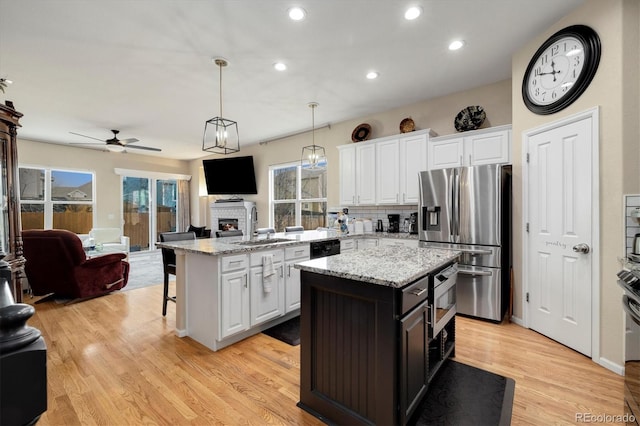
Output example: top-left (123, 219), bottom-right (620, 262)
top-left (339, 129), bottom-right (434, 206)
top-left (400, 133), bottom-right (429, 204)
top-left (375, 139), bottom-right (400, 205)
top-left (339, 142), bottom-right (376, 205)
top-left (428, 125), bottom-right (511, 170)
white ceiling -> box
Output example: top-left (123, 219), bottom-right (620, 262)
top-left (0, 0), bottom-right (584, 160)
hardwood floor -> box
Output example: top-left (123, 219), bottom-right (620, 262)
top-left (24, 284), bottom-right (624, 425)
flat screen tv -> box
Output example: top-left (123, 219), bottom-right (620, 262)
top-left (203, 155), bottom-right (258, 195)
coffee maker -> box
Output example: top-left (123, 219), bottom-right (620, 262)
top-left (409, 212), bottom-right (418, 234)
top-left (387, 214), bottom-right (400, 233)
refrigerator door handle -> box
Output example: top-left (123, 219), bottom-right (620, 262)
top-left (451, 168), bottom-right (460, 241)
top-left (457, 248), bottom-right (494, 256)
top-left (458, 268), bottom-right (493, 277)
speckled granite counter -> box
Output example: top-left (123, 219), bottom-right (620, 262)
top-left (295, 245), bottom-right (459, 288)
top-left (156, 229), bottom-right (419, 256)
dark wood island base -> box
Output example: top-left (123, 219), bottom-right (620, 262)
top-left (297, 258), bottom-right (457, 426)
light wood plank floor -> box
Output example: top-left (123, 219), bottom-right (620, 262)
top-left (24, 283), bottom-right (624, 425)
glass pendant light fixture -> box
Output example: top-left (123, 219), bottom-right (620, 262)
top-left (301, 102), bottom-right (326, 169)
top-left (203, 58), bottom-right (240, 154)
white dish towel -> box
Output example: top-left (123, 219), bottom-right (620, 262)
top-left (262, 254), bottom-right (275, 293)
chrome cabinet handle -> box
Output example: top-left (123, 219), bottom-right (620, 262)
top-left (287, 264), bottom-right (291, 277)
top-left (410, 287), bottom-right (427, 296)
top-left (573, 243), bottom-right (590, 254)
top-left (244, 273), bottom-right (248, 288)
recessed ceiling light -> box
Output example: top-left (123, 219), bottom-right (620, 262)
top-left (448, 40), bottom-right (466, 51)
top-left (366, 71), bottom-right (379, 80)
top-left (288, 7), bottom-right (306, 21)
top-left (404, 6), bottom-right (422, 20)
top-left (274, 62), bottom-right (287, 71)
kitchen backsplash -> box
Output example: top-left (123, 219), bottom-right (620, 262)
top-left (343, 205), bottom-right (419, 232)
top-left (626, 194), bottom-right (640, 257)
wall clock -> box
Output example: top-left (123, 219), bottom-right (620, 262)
top-left (522, 24), bottom-right (601, 115)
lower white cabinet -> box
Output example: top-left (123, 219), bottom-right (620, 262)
top-left (378, 238), bottom-right (419, 248)
top-left (357, 238), bottom-right (379, 249)
top-left (284, 245), bottom-right (311, 313)
top-left (249, 249), bottom-right (285, 326)
top-left (219, 254), bottom-right (250, 339)
top-left (340, 239), bottom-right (357, 252)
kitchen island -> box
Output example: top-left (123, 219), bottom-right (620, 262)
top-left (155, 230), bottom-right (425, 352)
top-left (294, 245), bottom-right (460, 425)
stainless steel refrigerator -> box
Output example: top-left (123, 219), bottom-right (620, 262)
top-left (418, 164), bottom-right (512, 322)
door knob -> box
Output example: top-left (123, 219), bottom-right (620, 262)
top-left (572, 243), bottom-right (590, 254)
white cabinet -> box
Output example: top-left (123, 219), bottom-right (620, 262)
top-left (219, 254), bottom-right (250, 339)
top-left (284, 245), bottom-right (310, 313)
top-left (376, 139), bottom-right (400, 205)
top-left (340, 239), bottom-right (356, 252)
top-left (249, 249), bottom-right (285, 326)
top-left (338, 143), bottom-right (376, 205)
top-left (339, 129), bottom-right (434, 206)
top-left (428, 125), bottom-right (511, 170)
top-left (400, 133), bottom-right (428, 204)
top-left (378, 238), bottom-right (419, 248)
top-left (356, 143), bottom-right (377, 205)
top-left (357, 238), bottom-right (379, 250)
top-left (338, 145), bottom-right (357, 206)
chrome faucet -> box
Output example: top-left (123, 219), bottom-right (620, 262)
top-left (250, 205), bottom-right (258, 239)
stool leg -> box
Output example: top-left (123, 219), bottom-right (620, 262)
top-left (162, 272), bottom-right (169, 316)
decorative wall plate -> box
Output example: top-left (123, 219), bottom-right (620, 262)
top-left (351, 123), bottom-right (371, 142)
top-left (399, 117), bottom-right (415, 133)
top-left (454, 106), bottom-right (486, 132)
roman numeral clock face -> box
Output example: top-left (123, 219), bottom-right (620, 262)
top-left (522, 25), bottom-right (601, 115)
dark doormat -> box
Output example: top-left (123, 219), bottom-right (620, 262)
top-left (409, 360), bottom-right (515, 426)
top-left (262, 316), bottom-right (300, 346)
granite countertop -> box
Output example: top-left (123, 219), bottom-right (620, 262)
top-left (294, 246), bottom-right (460, 288)
top-left (155, 230), bottom-right (419, 256)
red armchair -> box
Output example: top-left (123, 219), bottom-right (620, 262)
top-left (22, 229), bottom-right (130, 302)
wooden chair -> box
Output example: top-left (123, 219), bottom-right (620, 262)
top-left (215, 230), bottom-right (243, 238)
top-left (256, 227), bottom-right (276, 234)
top-left (284, 226), bottom-right (304, 232)
top-left (159, 231), bottom-right (196, 316)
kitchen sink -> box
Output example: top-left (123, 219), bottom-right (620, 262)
top-left (232, 238), bottom-right (292, 246)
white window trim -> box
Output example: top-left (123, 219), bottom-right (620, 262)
top-left (19, 165), bottom-right (97, 230)
top-left (268, 160), bottom-right (327, 228)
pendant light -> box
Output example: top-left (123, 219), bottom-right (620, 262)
top-left (301, 102), bottom-right (326, 169)
top-left (203, 58), bottom-right (240, 154)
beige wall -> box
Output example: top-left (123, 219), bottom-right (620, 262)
top-left (512, 0), bottom-right (639, 367)
top-left (189, 79), bottom-right (513, 229)
top-left (18, 139), bottom-right (191, 228)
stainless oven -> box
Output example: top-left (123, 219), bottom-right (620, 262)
top-left (430, 263), bottom-right (457, 338)
top-left (619, 267), bottom-right (640, 425)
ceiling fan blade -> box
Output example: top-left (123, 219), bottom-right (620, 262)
top-left (69, 131), bottom-right (106, 142)
top-left (125, 144), bottom-right (162, 152)
top-left (69, 142), bottom-right (105, 146)
top-left (121, 138), bottom-right (139, 143)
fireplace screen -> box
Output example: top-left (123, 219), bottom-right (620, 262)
top-left (218, 218), bottom-right (239, 231)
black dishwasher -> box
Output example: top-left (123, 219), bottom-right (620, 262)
top-left (310, 239), bottom-right (340, 259)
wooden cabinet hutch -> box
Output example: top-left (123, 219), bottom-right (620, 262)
top-left (0, 101), bottom-right (25, 302)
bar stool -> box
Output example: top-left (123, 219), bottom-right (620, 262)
top-left (159, 231), bottom-right (196, 316)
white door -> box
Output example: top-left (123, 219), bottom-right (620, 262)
top-left (526, 115), bottom-right (594, 356)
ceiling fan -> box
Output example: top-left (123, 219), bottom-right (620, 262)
top-left (69, 129), bottom-right (161, 152)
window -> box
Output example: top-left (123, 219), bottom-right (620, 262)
top-left (19, 167), bottom-right (95, 233)
top-left (270, 161), bottom-right (327, 231)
